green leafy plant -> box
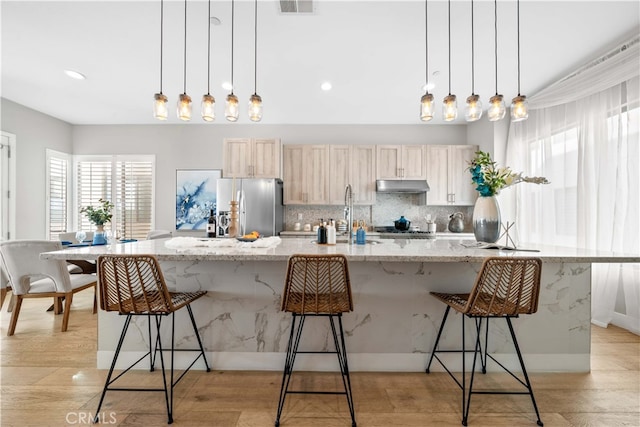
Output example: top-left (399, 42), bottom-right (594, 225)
top-left (468, 151), bottom-right (549, 197)
top-left (80, 198), bottom-right (114, 226)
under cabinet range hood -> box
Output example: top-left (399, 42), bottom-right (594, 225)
top-left (376, 180), bottom-right (430, 193)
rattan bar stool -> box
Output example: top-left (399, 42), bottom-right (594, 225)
top-left (93, 255), bottom-right (210, 425)
top-left (275, 254), bottom-right (356, 427)
top-left (426, 257), bottom-right (544, 426)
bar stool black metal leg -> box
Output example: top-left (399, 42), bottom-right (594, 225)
top-left (426, 306), bottom-right (451, 373)
top-left (275, 313), bottom-right (305, 427)
top-left (461, 312), bottom-right (467, 426)
top-left (186, 304), bottom-right (211, 372)
top-left (464, 317), bottom-right (485, 425)
top-left (506, 318), bottom-right (543, 427)
top-left (93, 314), bottom-right (132, 424)
top-left (330, 315), bottom-right (356, 427)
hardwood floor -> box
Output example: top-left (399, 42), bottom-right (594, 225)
top-left (1, 291), bottom-right (638, 426)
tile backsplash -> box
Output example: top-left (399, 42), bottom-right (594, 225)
top-left (284, 193), bottom-right (474, 233)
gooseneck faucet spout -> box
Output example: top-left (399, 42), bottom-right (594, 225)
top-left (344, 184), bottom-right (354, 245)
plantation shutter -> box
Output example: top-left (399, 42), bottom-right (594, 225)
top-left (46, 150), bottom-right (71, 240)
top-left (76, 156), bottom-right (154, 240)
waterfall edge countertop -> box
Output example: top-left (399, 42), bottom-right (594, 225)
top-left (40, 236), bottom-right (639, 264)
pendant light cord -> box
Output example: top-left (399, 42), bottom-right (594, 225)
top-left (424, 0), bottom-right (428, 91)
top-left (230, 0), bottom-right (235, 95)
top-left (182, 0), bottom-right (187, 94)
top-left (253, 0), bottom-right (258, 94)
top-left (447, 0), bottom-right (451, 95)
top-left (516, 0), bottom-right (521, 96)
top-left (159, 0), bottom-right (164, 94)
top-left (207, 0), bottom-right (211, 95)
top-left (471, 0), bottom-right (475, 95)
top-left (494, 0), bottom-right (498, 95)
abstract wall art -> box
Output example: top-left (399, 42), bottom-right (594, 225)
top-left (175, 169), bottom-right (221, 230)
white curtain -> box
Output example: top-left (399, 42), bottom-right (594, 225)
top-left (504, 39), bottom-right (640, 331)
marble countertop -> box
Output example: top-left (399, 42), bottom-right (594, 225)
top-left (40, 236), bottom-right (640, 264)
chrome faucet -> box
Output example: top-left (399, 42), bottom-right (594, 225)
top-left (344, 184), bottom-right (354, 245)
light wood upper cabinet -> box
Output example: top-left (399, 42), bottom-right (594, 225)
top-left (283, 145), bottom-right (329, 205)
top-left (329, 145), bottom-right (376, 205)
top-left (426, 144), bottom-right (478, 206)
top-left (376, 145), bottom-right (426, 180)
top-left (223, 138), bottom-right (281, 178)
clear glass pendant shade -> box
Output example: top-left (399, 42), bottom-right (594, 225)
top-left (442, 94), bottom-right (458, 122)
top-left (248, 94), bottom-right (262, 122)
top-left (225, 93), bottom-right (239, 122)
top-left (201, 94), bottom-right (215, 122)
top-left (510, 95), bottom-right (529, 122)
top-left (420, 93), bottom-right (434, 122)
top-left (487, 94), bottom-right (506, 121)
top-left (464, 94), bottom-right (483, 122)
top-left (177, 93), bottom-right (192, 121)
top-left (153, 93), bottom-right (168, 120)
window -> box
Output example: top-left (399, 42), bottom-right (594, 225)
top-left (46, 150), bottom-right (71, 240)
top-left (75, 155), bottom-right (155, 240)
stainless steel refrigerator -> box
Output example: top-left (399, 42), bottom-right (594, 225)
top-left (216, 178), bottom-right (284, 237)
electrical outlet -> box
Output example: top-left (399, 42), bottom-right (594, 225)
top-left (297, 213), bottom-right (303, 220)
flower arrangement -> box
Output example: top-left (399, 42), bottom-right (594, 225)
top-left (468, 151), bottom-right (549, 197)
top-left (80, 198), bottom-right (114, 226)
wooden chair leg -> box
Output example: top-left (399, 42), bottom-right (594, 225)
top-left (7, 295), bottom-right (23, 336)
top-left (93, 286), bottom-right (97, 314)
top-left (61, 294), bottom-right (73, 332)
top-left (54, 297), bottom-right (63, 315)
top-left (7, 293), bottom-right (16, 312)
top-left (0, 287), bottom-right (6, 309)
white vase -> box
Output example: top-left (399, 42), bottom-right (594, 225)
top-left (473, 196), bottom-right (501, 243)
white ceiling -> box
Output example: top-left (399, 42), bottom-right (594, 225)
top-left (2, 0), bottom-right (639, 125)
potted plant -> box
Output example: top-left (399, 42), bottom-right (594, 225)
top-left (81, 198), bottom-right (114, 244)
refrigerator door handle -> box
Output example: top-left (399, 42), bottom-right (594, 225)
top-left (239, 190), bottom-right (246, 236)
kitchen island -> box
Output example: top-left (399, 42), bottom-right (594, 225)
top-left (41, 237), bottom-right (639, 373)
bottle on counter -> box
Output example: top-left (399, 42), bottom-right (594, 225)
top-left (317, 219), bottom-right (327, 244)
top-left (327, 219), bottom-right (336, 245)
top-left (356, 220), bottom-right (366, 245)
top-left (207, 209), bottom-right (217, 238)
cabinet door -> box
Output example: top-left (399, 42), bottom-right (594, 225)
top-left (329, 145), bottom-right (351, 205)
top-left (450, 145), bottom-right (477, 205)
top-left (376, 145), bottom-right (402, 179)
top-left (305, 145), bottom-right (330, 205)
top-left (223, 138), bottom-right (252, 178)
top-left (402, 145), bottom-right (427, 179)
top-left (426, 145), bottom-right (451, 205)
top-left (283, 145), bottom-right (305, 204)
top-left (351, 145), bottom-right (376, 205)
top-left (252, 138), bottom-right (281, 178)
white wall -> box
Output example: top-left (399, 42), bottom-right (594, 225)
top-left (72, 123), bottom-right (469, 232)
top-left (1, 99), bottom-right (73, 239)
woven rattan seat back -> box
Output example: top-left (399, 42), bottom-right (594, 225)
top-left (281, 254), bottom-right (353, 315)
top-left (463, 257), bottom-right (542, 317)
top-left (98, 254), bottom-right (176, 314)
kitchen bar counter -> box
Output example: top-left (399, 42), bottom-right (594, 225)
top-left (41, 238), bottom-right (639, 373)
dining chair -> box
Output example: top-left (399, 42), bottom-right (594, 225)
top-left (276, 254), bottom-right (356, 427)
top-left (146, 229), bottom-right (172, 240)
top-left (426, 257), bottom-right (544, 426)
top-left (0, 240), bottom-right (97, 336)
top-left (93, 254), bottom-right (210, 425)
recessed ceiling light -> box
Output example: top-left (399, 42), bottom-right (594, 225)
top-left (222, 81), bottom-right (233, 91)
top-left (422, 82), bottom-right (436, 91)
top-left (210, 16), bottom-right (221, 25)
top-left (321, 82), bottom-right (332, 91)
top-left (64, 69), bottom-right (86, 80)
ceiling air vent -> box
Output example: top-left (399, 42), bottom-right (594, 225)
top-left (279, 0), bottom-right (313, 14)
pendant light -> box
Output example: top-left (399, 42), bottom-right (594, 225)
top-left (510, 0), bottom-right (528, 121)
top-left (153, 0), bottom-right (168, 120)
top-left (420, 0), bottom-right (434, 121)
top-left (225, 0), bottom-right (239, 122)
top-left (201, 0), bottom-right (215, 122)
top-left (248, 0), bottom-right (263, 122)
top-left (177, 0), bottom-right (192, 121)
top-left (464, 0), bottom-right (482, 122)
top-left (487, 0), bottom-right (506, 121)
top-left (442, 0), bottom-right (457, 122)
